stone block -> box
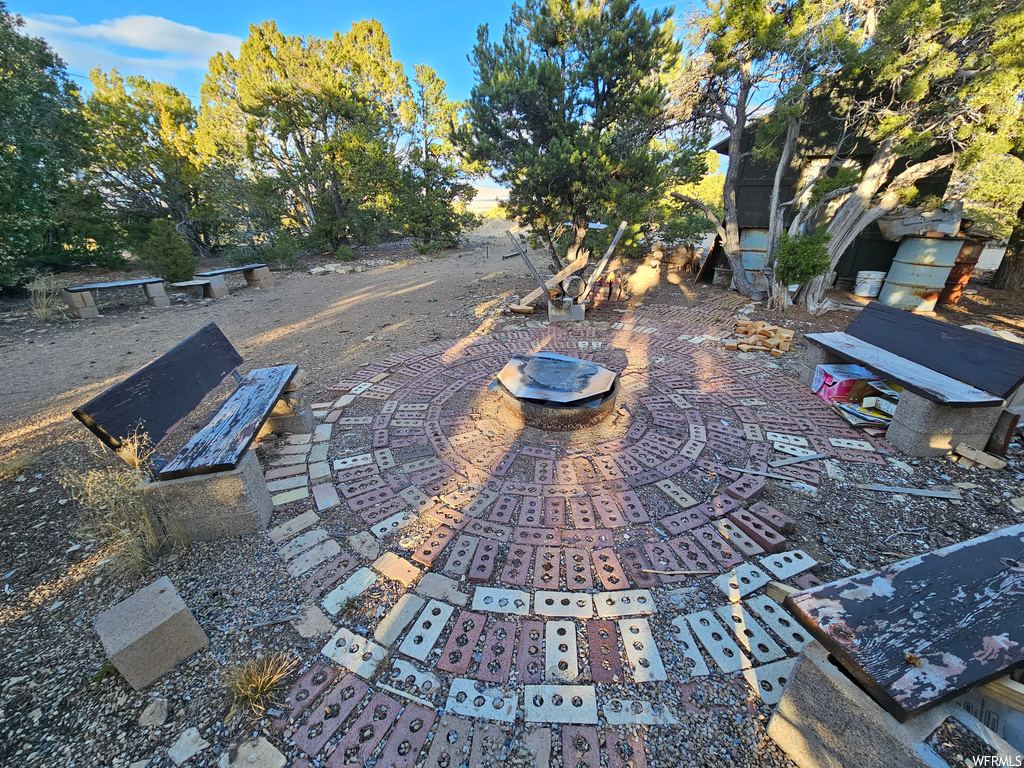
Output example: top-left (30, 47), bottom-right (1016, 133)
top-left (143, 281), bottom-right (171, 309)
top-left (203, 275), bottom-right (229, 299)
top-left (244, 266), bottom-right (272, 288)
top-left (141, 450), bottom-right (272, 541)
top-left (265, 394), bottom-right (313, 436)
top-left (63, 289), bottom-right (100, 319)
top-left (886, 391), bottom-right (1003, 456)
top-left (218, 737), bottom-right (285, 768)
top-left (94, 577), bottom-right (209, 691)
top-left (768, 640), bottom-right (1018, 768)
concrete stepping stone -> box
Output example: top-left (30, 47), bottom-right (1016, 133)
top-left (398, 600), bottom-right (454, 661)
top-left (603, 698), bottom-right (678, 726)
top-left (321, 627), bottom-right (386, 678)
top-left (269, 510), bottom-right (319, 543)
top-left (374, 593), bottom-right (426, 647)
top-left (535, 591), bottom-right (593, 618)
top-left (524, 684), bottom-right (598, 724)
top-left (327, 691), bottom-right (399, 766)
top-left (292, 674), bottom-right (367, 758)
top-left (436, 610), bottom-right (485, 675)
top-left (286, 539), bottom-right (341, 578)
top-left (715, 603), bottom-right (787, 664)
top-left (446, 678), bottom-right (518, 722)
top-left (713, 563), bottom-right (772, 601)
top-left (743, 656), bottom-right (798, 705)
top-left (476, 620), bottom-right (516, 684)
top-left (267, 475), bottom-right (308, 494)
top-left (594, 590), bottom-right (656, 618)
top-left (278, 528), bottom-right (328, 561)
top-left (372, 552), bottom-right (421, 586)
top-left (618, 618), bottom-right (666, 682)
top-left (685, 610), bottom-right (751, 673)
top-left (472, 587), bottom-right (530, 615)
top-left (272, 488), bottom-right (310, 507)
top-left (744, 594), bottom-right (812, 650)
top-left (322, 568), bottom-right (377, 615)
top-left (759, 549), bottom-right (816, 579)
top-left (587, 619), bottom-right (623, 683)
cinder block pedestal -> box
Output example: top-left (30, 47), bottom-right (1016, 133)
top-left (244, 266), bottom-right (272, 289)
top-left (204, 275), bottom-right (229, 299)
top-left (143, 282), bottom-right (171, 309)
top-left (63, 289), bottom-right (100, 319)
top-left (798, 344), bottom-right (845, 387)
top-left (886, 391), bottom-right (1003, 456)
top-left (141, 450), bottom-right (272, 541)
top-left (94, 576), bottom-right (208, 690)
top-left (264, 394), bottom-right (313, 435)
top-left (768, 640), bottom-right (1017, 768)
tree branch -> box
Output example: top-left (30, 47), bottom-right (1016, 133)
top-left (671, 192), bottom-right (727, 243)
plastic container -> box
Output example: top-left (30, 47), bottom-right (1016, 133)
top-left (853, 271), bottom-right (886, 298)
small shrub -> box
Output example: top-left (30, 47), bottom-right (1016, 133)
top-left (136, 220), bottom-right (198, 283)
top-left (224, 653), bottom-right (299, 721)
top-left (334, 245), bottom-right (358, 262)
top-left (774, 226), bottom-right (832, 286)
top-left (414, 241), bottom-right (443, 256)
top-left (26, 274), bottom-right (65, 320)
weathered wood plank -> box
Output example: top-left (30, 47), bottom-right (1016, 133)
top-left (65, 278), bottom-right (164, 292)
top-left (806, 331), bottom-right (1002, 406)
top-left (785, 523), bottom-right (1024, 722)
top-left (73, 323), bottom-right (243, 454)
top-left (847, 302), bottom-right (1024, 400)
top-left (195, 263), bottom-right (266, 277)
top-left (158, 364), bottom-right (297, 480)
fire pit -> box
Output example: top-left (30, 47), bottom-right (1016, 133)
top-left (491, 352), bottom-right (619, 430)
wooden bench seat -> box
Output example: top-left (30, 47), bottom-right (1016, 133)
top-left (801, 302), bottom-right (1024, 455)
top-left (73, 323), bottom-right (309, 540)
top-left (195, 263), bottom-right (271, 289)
top-left (63, 278), bottom-right (169, 318)
top-left (784, 523), bottom-right (1024, 722)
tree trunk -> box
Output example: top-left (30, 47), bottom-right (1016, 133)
top-left (175, 217), bottom-right (214, 260)
top-left (991, 201), bottom-right (1024, 290)
top-left (567, 224), bottom-right (590, 262)
top-left (767, 116), bottom-right (801, 310)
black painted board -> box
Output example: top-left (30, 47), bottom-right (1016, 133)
top-left (73, 323), bottom-right (243, 454)
top-left (158, 364), bottom-right (297, 479)
top-left (195, 263), bottom-right (266, 277)
top-left (806, 331), bottom-right (1002, 406)
top-left (847, 302), bottom-right (1024, 399)
top-left (65, 278), bottom-right (163, 292)
top-left (785, 523), bottom-right (1024, 722)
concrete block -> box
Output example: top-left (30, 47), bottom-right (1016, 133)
top-left (244, 266), bottom-right (272, 288)
top-left (143, 282), bottom-right (171, 309)
top-left (217, 737), bottom-right (285, 768)
top-left (768, 640), bottom-right (1019, 768)
top-left (141, 450), bottom-right (272, 541)
top-left (203, 275), bottom-right (229, 300)
top-left (887, 391), bottom-right (1003, 456)
top-left (799, 345), bottom-right (844, 387)
top-left (63, 289), bottom-right (100, 319)
top-left (94, 576), bottom-right (209, 691)
top-left (265, 394), bottom-right (313, 436)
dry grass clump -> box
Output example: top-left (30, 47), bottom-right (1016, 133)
top-left (62, 432), bottom-right (182, 573)
top-left (224, 653), bottom-right (299, 721)
top-left (26, 274), bottom-right (65, 320)
top-left (0, 452), bottom-right (37, 480)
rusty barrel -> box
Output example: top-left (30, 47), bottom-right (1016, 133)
top-left (937, 240), bottom-right (984, 305)
top-left (877, 236), bottom-right (961, 312)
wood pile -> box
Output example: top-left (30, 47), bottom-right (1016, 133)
top-left (590, 270), bottom-right (626, 307)
top-left (724, 319), bottom-right (795, 357)
top-left (650, 244), bottom-right (701, 272)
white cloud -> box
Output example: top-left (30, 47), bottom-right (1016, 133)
top-left (20, 14), bottom-right (242, 82)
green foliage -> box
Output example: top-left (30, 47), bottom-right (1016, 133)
top-left (959, 154), bottom-right (1024, 237)
top-left (135, 219), bottom-right (198, 282)
top-left (461, 0), bottom-right (691, 257)
top-left (414, 241), bottom-right (444, 255)
top-left (662, 151), bottom-right (725, 245)
top-left (335, 244), bottom-right (358, 262)
top-left (774, 226), bottom-right (832, 285)
top-left (809, 166), bottom-right (862, 206)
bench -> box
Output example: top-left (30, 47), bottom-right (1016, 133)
top-left (63, 278), bottom-right (169, 319)
top-left (195, 263), bottom-right (272, 289)
top-left (72, 323), bottom-right (311, 540)
top-left (170, 276), bottom-right (229, 300)
top-left (800, 302), bottom-right (1024, 455)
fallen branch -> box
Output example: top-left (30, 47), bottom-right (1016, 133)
top-left (884, 526), bottom-right (928, 543)
top-left (641, 568), bottom-right (716, 576)
top-left (243, 614), bottom-right (301, 630)
top-left (856, 484), bottom-right (962, 499)
top-left (768, 453), bottom-right (829, 468)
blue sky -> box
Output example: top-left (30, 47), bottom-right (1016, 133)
top-left (13, 1), bottom-right (682, 103)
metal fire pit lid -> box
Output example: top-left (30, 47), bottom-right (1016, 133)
top-left (495, 353), bottom-right (616, 404)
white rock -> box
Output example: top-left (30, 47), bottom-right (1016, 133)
top-left (218, 737), bottom-right (286, 768)
top-left (169, 727), bottom-right (210, 765)
top-left (139, 698), bottom-right (168, 727)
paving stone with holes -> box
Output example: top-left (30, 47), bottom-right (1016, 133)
top-left (411, 526), bottom-right (455, 567)
top-left (534, 591), bottom-right (594, 618)
top-left (269, 511), bottom-right (320, 543)
top-left (594, 590), bottom-right (656, 618)
top-left (516, 619), bottom-right (546, 684)
top-left (421, 714), bottom-right (473, 768)
top-left (300, 550), bottom-right (359, 599)
top-left (399, 600), bottom-right (455, 661)
top-left (685, 611), bottom-right (750, 673)
top-left (592, 549), bottom-right (629, 591)
top-left (321, 628), bottom-right (387, 678)
top-left (728, 510), bottom-right (786, 553)
top-left (742, 656), bottom-right (799, 706)
top-left (533, 546), bottom-right (560, 590)
top-left (692, 524), bottom-right (743, 570)
top-left (322, 568), bottom-right (377, 615)
top-left (744, 594), bottom-right (811, 649)
top-left (374, 593), bottom-right (426, 647)
top-left (291, 674), bottom-right (367, 758)
top-left (324, 691), bottom-right (399, 767)
top-left (586, 620), bottom-right (623, 683)
top-left (446, 678), bottom-right (518, 722)
top-left (713, 519), bottom-right (764, 558)
top-left (277, 528), bottom-right (329, 561)
top-left (616, 547), bottom-right (660, 590)
top-left (442, 534), bottom-right (478, 577)
top-left (473, 587), bottom-right (531, 615)
top-left (477, 620), bottom-right (517, 684)
top-left (759, 549), bottom-right (817, 579)
top-left (272, 661), bottom-right (338, 733)
top-left (374, 702), bottom-right (436, 768)
top-left (714, 603), bottom-right (787, 664)
top-left (667, 616), bottom-right (711, 678)
top-left (384, 658), bottom-right (441, 702)
top-left (468, 538), bottom-right (501, 582)
top-left (561, 725), bottom-right (601, 768)
top-left (618, 618), bottom-right (666, 682)
top-left (665, 535), bottom-right (718, 576)
top-left (568, 497), bottom-right (597, 528)
top-left (747, 501), bottom-right (796, 534)
top-left (643, 542), bottom-right (693, 584)
top-left (605, 731), bottom-right (650, 768)
top-left (524, 685), bottom-right (599, 724)
top-left (436, 610), bottom-right (485, 674)
top-left (714, 563), bottom-right (771, 601)
top-left (544, 620), bottom-right (580, 682)
top-left (564, 548), bottom-right (594, 591)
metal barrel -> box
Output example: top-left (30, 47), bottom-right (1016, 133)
top-left (877, 236), bottom-right (961, 312)
top-left (937, 240), bottom-right (984, 306)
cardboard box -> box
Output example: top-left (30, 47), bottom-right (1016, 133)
top-left (812, 364), bottom-right (877, 404)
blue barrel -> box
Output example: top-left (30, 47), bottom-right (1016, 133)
top-left (877, 237), bottom-right (961, 312)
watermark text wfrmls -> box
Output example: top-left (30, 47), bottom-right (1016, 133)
top-left (969, 757), bottom-right (1023, 767)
